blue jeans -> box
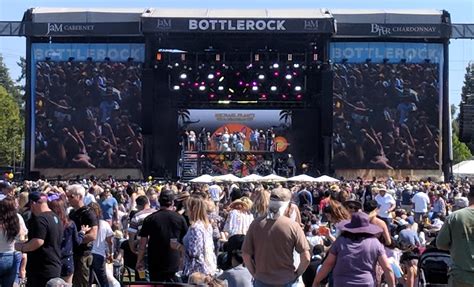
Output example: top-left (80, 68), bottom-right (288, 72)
top-left (254, 277), bottom-right (299, 287)
top-left (0, 252), bottom-right (18, 287)
top-left (91, 253), bottom-right (109, 287)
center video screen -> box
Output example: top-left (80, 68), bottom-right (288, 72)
top-left (34, 61), bottom-right (143, 169)
top-left (332, 62), bottom-right (440, 170)
top-left (179, 109), bottom-right (296, 176)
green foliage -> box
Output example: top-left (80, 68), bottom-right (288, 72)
top-left (452, 133), bottom-right (472, 164)
top-left (0, 86), bottom-right (23, 165)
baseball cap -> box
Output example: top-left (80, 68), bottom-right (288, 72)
top-left (0, 181), bottom-right (13, 191)
top-left (28, 191), bottom-right (47, 206)
top-left (270, 188), bottom-right (291, 202)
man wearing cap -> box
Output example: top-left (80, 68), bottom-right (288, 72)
top-left (0, 180), bottom-right (14, 196)
top-left (15, 192), bottom-right (63, 287)
top-left (137, 190), bottom-right (188, 282)
top-left (242, 187), bottom-right (310, 287)
top-left (437, 186), bottom-right (474, 287)
top-left (66, 184), bottom-right (98, 286)
top-left (374, 185), bottom-right (396, 230)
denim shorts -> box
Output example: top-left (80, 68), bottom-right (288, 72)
top-left (61, 255), bottom-right (74, 277)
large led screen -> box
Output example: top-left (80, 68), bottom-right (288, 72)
top-left (330, 43), bottom-right (443, 170)
top-left (178, 109), bottom-right (295, 176)
top-left (31, 44), bottom-right (145, 169)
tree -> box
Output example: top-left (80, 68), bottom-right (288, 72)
top-left (452, 133), bottom-right (472, 164)
top-left (0, 86), bottom-right (23, 166)
top-left (0, 54), bottom-right (22, 105)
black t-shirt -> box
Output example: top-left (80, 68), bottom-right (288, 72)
top-left (69, 205), bottom-right (98, 256)
top-left (139, 209), bottom-right (188, 273)
top-left (26, 211), bottom-right (63, 279)
top-left (120, 239), bottom-right (137, 269)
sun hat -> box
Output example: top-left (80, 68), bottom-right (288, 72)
top-left (229, 198), bottom-right (252, 211)
top-left (336, 211), bottom-right (383, 235)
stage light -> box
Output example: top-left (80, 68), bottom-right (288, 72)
top-left (272, 63), bottom-right (279, 69)
top-left (174, 63), bottom-right (179, 67)
top-left (218, 86), bottom-right (224, 91)
top-left (173, 85), bottom-right (180, 91)
top-left (285, 74), bottom-right (293, 80)
top-left (281, 94), bottom-right (288, 99)
top-left (294, 86), bottom-right (302, 92)
top-left (270, 86), bottom-right (277, 92)
top-left (156, 53), bottom-right (162, 61)
top-left (273, 72), bottom-right (279, 77)
top-left (260, 94), bottom-right (267, 100)
top-left (219, 76), bottom-right (225, 82)
top-left (252, 86), bottom-right (259, 92)
top-left (296, 94), bottom-right (303, 100)
top-left (199, 85), bottom-right (206, 91)
top-left (179, 73), bottom-right (187, 80)
top-left (293, 63), bottom-right (300, 68)
top-left (254, 54), bottom-right (260, 61)
top-left (258, 74), bottom-right (265, 80)
top-left (209, 94), bottom-right (216, 99)
top-left (207, 73), bottom-right (215, 80)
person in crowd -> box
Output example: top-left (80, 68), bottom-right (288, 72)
top-left (99, 188), bottom-right (119, 227)
top-left (437, 186), bottom-right (474, 287)
top-left (137, 190), bottom-right (188, 282)
top-left (322, 199), bottom-right (351, 241)
top-left (66, 184), bottom-right (98, 287)
top-left (312, 212), bottom-right (395, 287)
top-left (218, 234), bottom-right (252, 287)
top-left (223, 197), bottom-right (254, 239)
top-left (0, 181), bottom-right (15, 196)
top-left (48, 196), bottom-right (89, 284)
top-left (302, 245), bottom-right (325, 287)
top-left (128, 195), bottom-right (156, 255)
top-left (89, 202), bottom-right (114, 287)
top-left (363, 200), bottom-right (392, 246)
top-left (250, 186), bottom-right (270, 218)
top-left (0, 195), bottom-right (20, 287)
top-left (173, 194), bottom-right (217, 280)
top-left (431, 191), bottom-right (446, 219)
top-left (374, 185), bottom-right (396, 230)
top-left (411, 188), bottom-right (430, 223)
top-left (242, 187), bottom-right (310, 287)
top-left (16, 192), bottom-right (63, 287)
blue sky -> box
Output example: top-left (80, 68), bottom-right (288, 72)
top-left (0, 0), bottom-right (473, 107)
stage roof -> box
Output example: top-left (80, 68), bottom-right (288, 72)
top-left (23, 8), bottom-right (451, 38)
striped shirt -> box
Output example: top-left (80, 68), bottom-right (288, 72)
top-left (128, 208), bottom-right (156, 236)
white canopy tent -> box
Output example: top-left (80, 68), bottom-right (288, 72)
top-left (241, 174), bottom-right (263, 182)
top-left (314, 175), bottom-right (340, 182)
top-left (213, 174), bottom-right (243, 182)
top-left (258, 174), bottom-right (287, 182)
top-left (189, 174), bottom-right (214, 183)
top-left (452, 160), bottom-right (474, 178)
top-left (287, 174), bottom-right (319, 182)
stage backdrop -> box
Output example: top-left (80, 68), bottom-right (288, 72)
top-left (30, 43), bottom-right (145, 172)
top-left (330, 42), bottom-right (443, 170)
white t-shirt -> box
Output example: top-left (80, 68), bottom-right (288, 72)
top-left (92, 220), bottom-right (114, 257)
top-left (84, 193), bottom-right (97, 206)
top-left (375, 193), bottom-right (396, 218)
top-left (411, 192), bottom-right (430, 213)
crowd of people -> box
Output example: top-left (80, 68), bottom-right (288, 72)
top-left (333, 63), bottom-right (440, 170)
top-left (0, 175), bottom-right (473, 287)
top-left (34, 60), bottom-right (143, 169)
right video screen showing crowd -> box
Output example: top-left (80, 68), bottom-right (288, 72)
top-left (330, 42), bottom-right (443, 170)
